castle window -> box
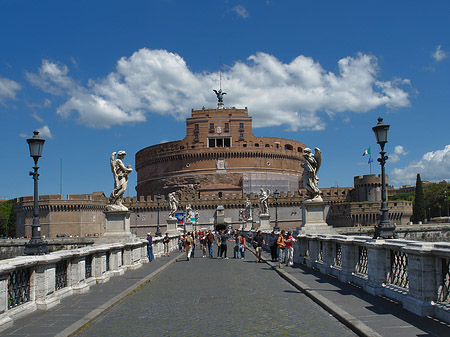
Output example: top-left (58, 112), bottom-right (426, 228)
top-left (216, 138), bottom-right (223, 147)
top-left (224, 123), bottom-right (229, 132)
top-left (194, 134), bottom-right (199, 142)
top-left (243, 144), bottom-right (247, 148)
top-left (275, 143), bottom-right (280, 149)
top-left (224, 138), bottom-right (231, 147)
top-left (239, 133), bottom-right (244, 140)
top-left (285, 144), bottom-right (293, 151)
top-left (265, 144), bottom-right (270, 148)
top-left (255, 143), bottom-right (259, 147)
top-left (239, 122), bottom-right (244, 131)
top-left (194, 124), bottom-right (199, 133)
top-left (208, 138), bottom-right (215, 148)
top-left (209, 123), bottom-right (214, 133)
top-left (298, 147), bottom-right (303, 153)
top-left (208, 137), bottom-right (231, 148)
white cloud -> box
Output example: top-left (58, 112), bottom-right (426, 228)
top-left (390, 145), bottom-right (408, 163)
top-left (233, 5), bottom-right (249, 18)
top-left (31, 113), bottom-right (44, 123)
top-left (432, 45), bottom-right (449, 62)
top-left (391, 145), bottom-right (450, 185)
top-left (0, 74), bottom-right (21, 104)
top-left (27, 49), bottom-right (412, 130)
top-left (37, 125), bottom-right (53, 139)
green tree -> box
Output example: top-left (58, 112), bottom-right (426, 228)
top-left (424, 181), bottom-right (449, 218)
top-left (0, 200), bottom-right (16, 237)
top-left (412, 174), bottom-right (426, 223)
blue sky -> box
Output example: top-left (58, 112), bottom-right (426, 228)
top-left (1, 0), bottom-right (450, 200)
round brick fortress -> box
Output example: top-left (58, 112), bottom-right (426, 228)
top-left (136, 107), bottom-right (307, 197)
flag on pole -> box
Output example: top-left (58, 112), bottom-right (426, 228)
top-left (363, 147), bottom-right (371, 156)
top-left (368, 156), bottom-right (373, 164)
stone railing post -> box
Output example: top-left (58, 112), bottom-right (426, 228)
top-left (294, 234), bottom-right (307, 264)
top-left (93, 247), bottom-right (110, 284)
top-left (338, 237), bottom-right (358, 283)
top-left (35, 255), bottom-right (61, 310)
top-left (109, 244), bottom-right (125, 276)
top-left (364, 240), bottom-right (387, 296)
top-left (0, 264), bottom-right (15, 330)
top-left (68, 251), bottom-right (89, 294)
top-left (305, 235), bottom-right (319, 269)
top-left (318, 236), bottom-right (333, 275)
top-left (122, 245), bottom-right (133, 267)
top-left (402, 243), bottom-right (437, 316)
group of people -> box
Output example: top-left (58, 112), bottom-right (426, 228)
top-left (267, 230), bottom-right (296, 268)
top-left (146, 229), bottom-right (296, 268)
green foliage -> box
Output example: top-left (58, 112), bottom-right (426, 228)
top-left (424, 181), bottom-right (450, 219)
top-left (0, 200), bottom-right (16, 237)
top-left (412, 174), bottom-right (426, 223)
top-left (391, 191), bottom-right (415, 201)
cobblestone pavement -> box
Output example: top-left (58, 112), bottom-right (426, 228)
top-left (75, 247), bottom-right (356, 337)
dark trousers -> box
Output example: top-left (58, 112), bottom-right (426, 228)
top-left (270, 245), bottom-right (277, 261)
top-left (220, 244), bottom-right (227, 258)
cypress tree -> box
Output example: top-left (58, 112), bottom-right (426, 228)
top-left (412, 173), bottom-right (426, 223)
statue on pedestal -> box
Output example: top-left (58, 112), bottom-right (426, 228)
top-left (245, 197), bottom-right (253, 220)
top-left (107, 151), bottom-right (133, 211)
top-left (168, 192), bottom-right (179, 219)
top-left (302, 147), bottom-right (322, 201)
top-left (186, 204), bottom-right (193, 224)
top-left (259, 188), bottom-right (269, 215)
top-left (213, 89), bottom-right (226, 103)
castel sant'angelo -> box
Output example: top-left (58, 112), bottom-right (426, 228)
top-left (14, 91), bottom-right (413, 238)
top-left (136, 95), bottom-right (306, 198)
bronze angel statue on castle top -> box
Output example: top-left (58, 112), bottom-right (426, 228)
top-left (302, 147), bottom-right (322, 201)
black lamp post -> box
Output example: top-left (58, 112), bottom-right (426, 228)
top-left (24, 131), bottom-right (49, 255)
top-left (155, 195), bottom-right (162, 237)
top-left (274, 190), bottom-right (280, 232)
top-left (372, 118), bottom-right (396, 239)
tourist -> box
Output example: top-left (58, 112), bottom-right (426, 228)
top-left (184, 232), bottom-right (193, 261)
top-left (239, 233), bottom-right (246, 259)
top-left (253, 230), bottom-right (265, 263)
top-left (163, 232), bottom-right (170, 257)
top-left (178, 235), bottom-right (184, 252)
top-left (146, 232), bottom-right (154, 262)
top-left (216, 231), bottom-right (222, 258)
top-left (200, 231), bottom-right (207, 257)
top-left (191, 231), bottom-right (196, 258)
top-left (233, 233), bottom-right (241, 259)
top-left (285, 231), bottom-right (295, 267)
top-left (277, 230), bottom-right (286, 268)
top-left (206, 230), bottom-right (215, 258)
top-left (268, 231), bottom-right (277, 261)
top-left (219, 230), bottom-right (230, 259)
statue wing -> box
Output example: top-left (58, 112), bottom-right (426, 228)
top-left (314, 147), bottom-right (322, 174)
top-left (213, 89), bottom-right (218, 95)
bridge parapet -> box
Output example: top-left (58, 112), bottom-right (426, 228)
top-left (0, 234), bottom-right (179, 332)
top-left (290, 234), bottom-right (450, 324)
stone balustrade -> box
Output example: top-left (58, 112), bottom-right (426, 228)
top-left (0, 234), bottom-right (179, 332)
top-left (254, 230), bottom-right (450, 324)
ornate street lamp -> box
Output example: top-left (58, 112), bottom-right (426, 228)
top-left (372, 118), bottom-right (396, 239)
top-left (274, 190), bottom-right (280, 232)
top-left (155, 195), bottom-right (162, 237)
top-left (24, 131), bottom-right (49, 255)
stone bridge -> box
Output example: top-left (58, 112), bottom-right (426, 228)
top-left (0, 233), bottom-right (450, 336)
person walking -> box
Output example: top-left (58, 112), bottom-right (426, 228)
top-left (184, 232), bottom-right (193, 261)
top-left (233, 233), bottom-right (241, 259)
top-left (206, 230), bottom-right (215, 258)
top-left (268, 231), bottom-right (277, 261)
top-left (253, 230), bottom-right (265, 263)
top-left (146, 232), bottom-right (154, 262)
top-left (285, 231), bottom-right (295, 267)
top-left (163, 232), bottom-right (170, 257)
top-left (239, 233), bottom-right (246, 259)
top-left (219, 230), bottom-right (230, 259)
top-left (277, 230), bottom-right (286, 268)
top-left (200, 231), bottom-right (207, 257)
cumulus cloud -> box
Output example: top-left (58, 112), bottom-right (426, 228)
top-left (27, 48), bottom-right (412, 130)
top-left (391, 145), bottom-right (450, 185)
top-left (432, 45), bottom-right (449, 62)
top-left (0, 74), bottom-right (21, 104)
top-left (389, 145), bottom-right (408, 163)
top-left (37, 125), bottom-right (53, 139)
top-left (233, 5), bottom-right (249, 18)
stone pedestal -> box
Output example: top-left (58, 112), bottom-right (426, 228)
top-left (258, 214), bottom-right (271, 231)
top-left (166, 218), bottom-right (178, 235)
top-left (100, 210), bottom-right (136, 243)
top-left (242, 219), bottom-right (253, 231)
top-left (297, 201), bottom-right (335, 234)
